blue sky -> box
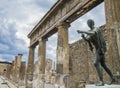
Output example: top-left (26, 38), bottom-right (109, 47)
top-left (0, 0), bottom-right (105, 64)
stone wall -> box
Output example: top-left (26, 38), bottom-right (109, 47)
top-left (10, 54), bottom-right (26, 84)
top-left (68, 39), bottom-right (97, 88)
top-left (0, 61), bottom-right (12, 78)
top-left (33, 58), bottom-right (56, 88)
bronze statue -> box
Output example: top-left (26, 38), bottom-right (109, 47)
top-left (77, 19), bottom-right (115, 86)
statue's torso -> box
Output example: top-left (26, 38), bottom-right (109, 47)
top-left (87, 27), bottom-right (99, 49)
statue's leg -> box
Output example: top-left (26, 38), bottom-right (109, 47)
top-left (100, 56), bottom-right (116, 85)
top-left (94, 52), bottom-right (104, 86)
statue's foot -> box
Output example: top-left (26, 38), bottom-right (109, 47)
top-left (108, 77), bottom-right (116, 85)
top-left (95, 81), bottom-right (104, 86)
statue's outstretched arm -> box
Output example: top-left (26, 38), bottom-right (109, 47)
top-left (77, 30), bottom-right (95, 35)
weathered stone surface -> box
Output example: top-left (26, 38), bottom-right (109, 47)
top-left (38, 39), bottom-right (46, 74)
top-left (54, 74), bottom-right (69, 88)
top-left (104, 0), bottom-right (120, 83)
top-left (27, 47), bottom-right (35, 74)
top-left (45, 59), bottom-right (52, 83)
top-left (68, 39), bottom-right (96, 88)
top-left (20, 61), bottom-right (26, 80)
top-left (56, 22), bottom-right (70, 74)
top-left (33, 58), bottom-right (56, 88)
top-left (26, 47), bottom-right (35, 88)
top-left (0, 61), bottom-right (12, 78)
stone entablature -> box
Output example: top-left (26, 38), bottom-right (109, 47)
top-left (28, 0), bottom-right (104, 47)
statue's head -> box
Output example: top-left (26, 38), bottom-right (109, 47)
top-left (87, 19), bottom-right (94, 30)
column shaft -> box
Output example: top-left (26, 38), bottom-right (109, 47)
top-left (26, 46), bottom-right (35, 88)
top-left (38, 39), bottom-right (46, 74)
top-left (56, 22), bottom-right (70, 74)
top-left (27, 47), bottom-right (35, 74)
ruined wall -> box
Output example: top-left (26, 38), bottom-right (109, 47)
top-left (0, 62), bottom-right (12, 78)
top-left (68, 39), bottom-right (97, 88)
top-left (45, 59), bottom-right (52, 83)
top-left (10, 54), bottom-right (26, 83)
top-left (33, 58), bottom-right (55, 88)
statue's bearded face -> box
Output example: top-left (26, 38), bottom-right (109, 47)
top-left (87, 19), bottom-right (94, 29)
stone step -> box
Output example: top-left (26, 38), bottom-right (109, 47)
top-left (86, 84), bottom-right (120, 88)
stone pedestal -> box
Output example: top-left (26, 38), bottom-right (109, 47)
top-left (86, 84), bottom-right (120, 88)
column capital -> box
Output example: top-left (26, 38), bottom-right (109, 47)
top-left (38, 38), bottom-right (48, 42)
top-left (56, 22), bottom-right (71, 29)
top-left (15, 56), bottom-right (18, 59)
top-left (28, 45), bottom-right (36, 49)
top-left (18, 53), bottom-right (23, 56)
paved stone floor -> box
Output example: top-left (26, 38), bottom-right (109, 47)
top-left (0, 76), bottom-right (25, 88)
top-left (86, 84), bottom-right (120, 88)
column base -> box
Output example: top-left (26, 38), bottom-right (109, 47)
top-left (26, 73), bottom-right (33, 88)
top-left (33, 74), bottom-right (45, 88)
top-left (54, 74), bottom-right (69, 88)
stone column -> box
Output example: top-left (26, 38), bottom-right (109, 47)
top-left (56, 22), bottom-right (70, 74)
top-left (55, 22), bottom-right (70, 88)
top-left (38, 39), bottom-right (46, 74)
top-left (20, 61), bottom-right (26, 80)
top-left (26, 46), bottom-right (35, 88)
top-left (35, 39), bottom-right (46, 88)
top-left (14, 56), bottom-right (18, 82)
top-left (105, 0), bottom-right (120, 75)
top-left (16, 54), bottom-right (22, 83)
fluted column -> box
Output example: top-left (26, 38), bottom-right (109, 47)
top-left (56, 22), bottom-right (70, 74)
top-left (26, 46), bottom-right (35, 88)
top-left (105, 0), bottom-right (120, 74)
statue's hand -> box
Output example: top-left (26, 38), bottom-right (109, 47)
top-left (81, 34), bottom-right (85, 38)
top-left (77, 30), bottom-right (84, 33)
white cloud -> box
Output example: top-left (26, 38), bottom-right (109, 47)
top-left (0, 0), bottom-right (57, 62)
top-left (0, 57), bottom-right (4, 61)
top-left (0, 43), bottom-right (9, 51)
